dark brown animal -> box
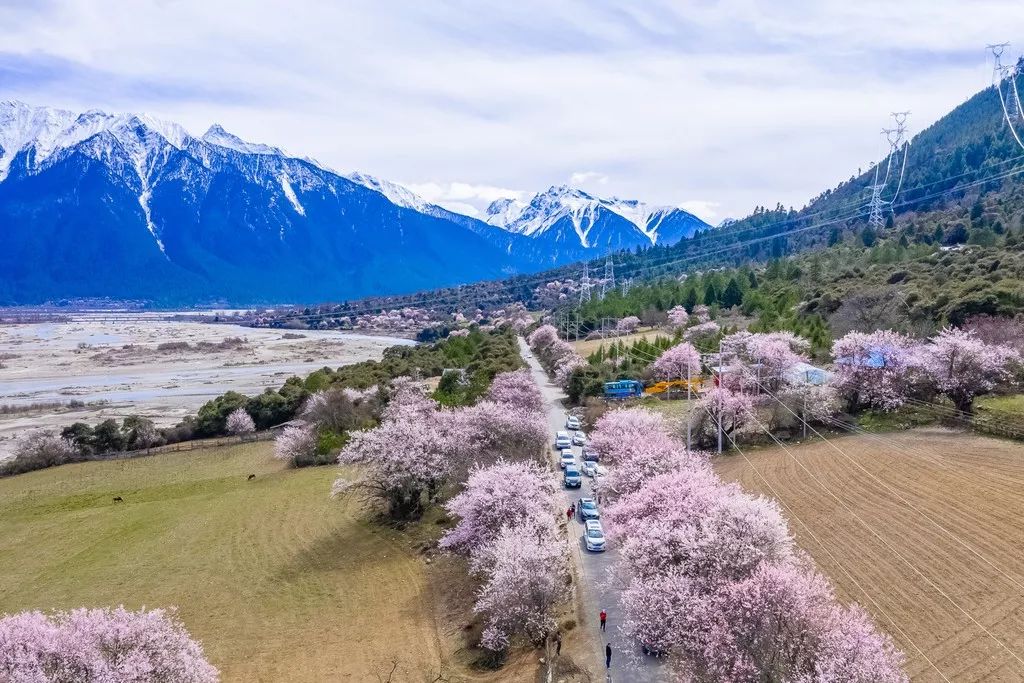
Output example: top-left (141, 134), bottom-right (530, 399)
top-left (247, 474), bottom-right (256, 481)
top-left (112, 496), bottom-right (123, 503)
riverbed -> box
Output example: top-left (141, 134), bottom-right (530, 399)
top-left (0, 314), bottom-right (412, 456)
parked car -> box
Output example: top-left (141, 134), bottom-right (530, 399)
top-left (564, 464), bottom-right (582, 488)
top-left (577, 497), bottom-right (600, 520)
top-left (571, 432), bottom-right (586, 446)
top-left (554, 431), bottom-right (572, 450)
top-left (582, 448), bottom-right (599, 462)
top-left (584, 519), bottom-right (606, 551)
top-left (565, 415), bottom-right (581, 431)
top-left (581, 460), bottom-right (606, 478)
top-left (559, 450), bottom-right (576, 469)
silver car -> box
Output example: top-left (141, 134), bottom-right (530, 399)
top-left (584, 519), bottom-right (606, 552)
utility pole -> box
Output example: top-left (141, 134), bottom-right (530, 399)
top-left (717, 348), bottom-right (724, 455)
top-left (686, 361), bottom-right (692, 453)
top-left (802, 372), bottom-right (809, 440)
top-left (620, 277), bottom-right (631, 297)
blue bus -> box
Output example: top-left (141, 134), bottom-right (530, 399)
top-left (603, 379), bottom-right (643, 400)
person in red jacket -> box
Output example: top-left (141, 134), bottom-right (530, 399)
top-left (599, 608), bottom-right (607, 632)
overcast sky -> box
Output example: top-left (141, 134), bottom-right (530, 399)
top-left (3, 1), bottom-right (1024, 222)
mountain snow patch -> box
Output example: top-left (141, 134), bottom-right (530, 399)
top-left (279, 172), bottom-right (306, 218)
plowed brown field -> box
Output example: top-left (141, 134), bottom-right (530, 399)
top-left (715, 428), bottom-right (1024, 682)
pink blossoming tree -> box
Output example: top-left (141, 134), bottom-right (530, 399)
top-left (440, 460), bottom-right (556, 557)
top-left (0, 606), bottom-right (219, 683)
top-left (917, 327), bottom-right (1020, 413)
top-left (273, 423), bottom-right (317, 466)
top-left (830, 330), bottom-right (920, 411)
top-left (469, 524), bottom-right (570, 652)
top-left (225, 408), bottom-right (255, 435)
top-left (666, 305), bottom-right (689, 331)
top-left (485, 369), bottom-right (545, 413)
top-left (651, 342), bottom-right (702, 382)
top-left (616, 316), bottom-right (641, 333)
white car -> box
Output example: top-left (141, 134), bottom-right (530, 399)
top-left (554, 431), bottom-right (572, 450)
top-left (571, 432), bottom-right (586, 447)
top-left (584, 519), bottom-right (606, 552)
top-left (559, 449), bottom-right (576, 469)
top-left (565, 416), bottom-right (581, 431)
top-left (581, 460), bottom-right (605, 478)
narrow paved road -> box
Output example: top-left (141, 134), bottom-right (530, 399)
top-left (519, 338), bottom-right (667, 682)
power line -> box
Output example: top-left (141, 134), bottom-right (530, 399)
top-left (738, 371), bottom-right (1024, 599)
top-left (716, 415), bottom-right (954, 683)
top-left (251, 156), bottom-right (1024, 325)
top-left (730, 400), bottom-right (1024, 671)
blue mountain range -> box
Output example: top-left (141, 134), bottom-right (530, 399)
top-left (0, 101), bottom-right (709, 305)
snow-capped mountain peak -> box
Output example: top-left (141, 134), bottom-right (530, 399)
top-left (201, 124), bottom-right (283, 156)
top-left (344, 172), bottom-right (436, 213)
top-left (484, 184), bottom-right (685, 246)
top-left (0, 101), bottom-right (191, 181)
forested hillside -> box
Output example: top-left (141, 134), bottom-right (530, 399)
top-left (254, 70), bottom-right (1024, 330)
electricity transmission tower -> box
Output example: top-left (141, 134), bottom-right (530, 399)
top-left (579, 263), bottom-right (592, 304)
top-left (620, 277), bottom-right (632, 296)
top-left (868, 111), bottom-right (911, 229)
top-left (988, 42), bottom-right (1024, 149)
top-left (600, 257), bottom-right (615, 300)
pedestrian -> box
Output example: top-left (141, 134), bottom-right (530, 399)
top-left (605, 643), bottom-right (612, 670)
top-left (570, 502), bottom-right (576, 518)
top-left (555, 632), bottom-right (562, 656)
top-left (599, 608), bottom-right (607, 632)
top-left (566, 506), bottom-right (573, 522)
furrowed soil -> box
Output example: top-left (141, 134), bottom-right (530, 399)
top-left (0, 441), bottom-right (529, 682)
top-left (714, 427), bottom-right (1024, 682)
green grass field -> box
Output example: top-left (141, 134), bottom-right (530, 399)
top-left (0, 443), bottom-right (447, 682)
top-left (976, 393), bottom-right (1024, 414)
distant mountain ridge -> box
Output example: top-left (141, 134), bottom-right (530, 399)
top-left (0, 101), bottom-right (709, 304)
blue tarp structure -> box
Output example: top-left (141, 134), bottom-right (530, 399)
top-left (786, 361), bottom-right (831, 386)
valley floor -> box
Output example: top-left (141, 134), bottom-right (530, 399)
top-left (0, 315), bottom-right (409, 458)
top-left (714, 428), bottom-right (1024, 682)
top-left (0, 442), bottom-right (512, 682)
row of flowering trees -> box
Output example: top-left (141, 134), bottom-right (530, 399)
top-left (439, 460), bottom-right (568, 652)
top-left (0, 606), bottom-right (218, 682)
top-left (331, 370), bottom-right (565, 655)
top-left (590, 408), bottom-right (907, 681)
top-left (331, 373), bottom-right (547, 519)
top-left (648, 324), bottom-right (1020, 449)
top-left (831, 327), bottom-right (1020, 414)
top-left (527, 324), bottom-right (587, 388)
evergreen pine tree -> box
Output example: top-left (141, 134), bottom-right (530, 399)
top-left (721, 277), bottom-right (743, 308)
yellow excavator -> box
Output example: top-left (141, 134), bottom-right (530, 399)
top-left (643, 378), bottom-right (707, 396)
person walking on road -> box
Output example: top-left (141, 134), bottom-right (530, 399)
top-left (566, 505), bottom-right (573, 522)
top-left (605, 643), bottom-right (612, 669)
top-left (599, 608), bottom-right (607, 632)
top-left (554, 632), bottom-right (562, 656)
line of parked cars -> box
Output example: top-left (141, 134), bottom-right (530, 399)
top-left (554, 421), bottom-right (607, 552)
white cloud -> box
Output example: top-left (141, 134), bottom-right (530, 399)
top-left (403, 181), bottom-right (527, 216)
top-left (2, 1), bottom-right (1021, 219)
top-left (677, 200), bottom-right (721, 223)
top-left (569, 171), bottom-right (609, 186)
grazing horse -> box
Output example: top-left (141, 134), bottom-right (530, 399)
top-left (247, 474), bottom-right (256, 481)
top-left (112, 496), bottom-right (123, 503)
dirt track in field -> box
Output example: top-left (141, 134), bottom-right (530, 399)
top-left (714, 428), bottom-right (1024, 683)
